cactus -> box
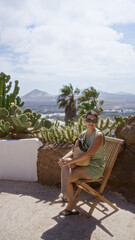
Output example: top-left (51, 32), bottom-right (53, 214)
top-left (54, 119), bottom-right (60, 128)
top-left (0, 120), bottom-right (13, 137)
top-left (0, 104), bottom-right (53, 138)
top-left (98, 118), bottom-right (111, 131)
top-left (0, 108), bottom-right (9, 119)
top-left (33, 120), bottom-right (42, 130)
top-left (15, 108), bottom-right (22, 115)
top-left (11, 114), bottom-right (31, 133)
top-left (24, 110), bottom-right (42, 130)
top-left (0, 73), bottom-right (11, 108)
top-left (42, 118), bottom-right (53, 129)
top-left (9, 104), bottom-right (19, 115)
top-left (115, 116), bottom-right (130, 137)
top-left (16, 96), bottom-right (24, 107)
top-left (23, 108), bottom-right (32, 113)
top-left (97, 115), bottom-right (131, 137)
top-left (41, 121), bottom-right (79, 144)
top-left (0, 72), bottom-right (24, 110)
top-left (40, 114), bottom-right (133, 144)
top-left (0, 99), bottom-right (131, 141)
top-left (97, 118), bottom-right (104, 129)
top-left (66, 127), bottom-right (77, 143)
top-left (55, 127), bottom-right (62, 141)
top-left (75, 117), bottom-right (86, 135)
top-left (32, 118), bottom-right (53, 132)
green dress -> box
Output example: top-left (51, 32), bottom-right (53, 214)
top-left (81, 128), bottom-right (105, 180)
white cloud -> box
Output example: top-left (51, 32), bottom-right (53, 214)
top-left (0, 0), bottom-right (135, 95)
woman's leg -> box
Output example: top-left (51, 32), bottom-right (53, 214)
top-left (60, 166), bottom-right (71, 199)
top-left (55, 162), bottom-right (76, 202)
top-left (54, 166), bottom-right (70, 202)
top-left (65, 167), bottom-right (91, 211)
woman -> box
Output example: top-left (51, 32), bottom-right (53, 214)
top-left (55, 110), bottom-right (105, 216)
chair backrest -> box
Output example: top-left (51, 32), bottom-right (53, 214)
top-left (99, 136), bottom-right (124, 193)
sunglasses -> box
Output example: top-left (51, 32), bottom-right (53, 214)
top-left (85, 118), bottom-right (97, 123)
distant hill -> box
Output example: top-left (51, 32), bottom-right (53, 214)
top-left (98, 91), bottom-right (135, 109)
top-left (21, 89), bottom-right (58, 113)
top-left (22, 89), bottom-right (56, 102)
top-left (21, 89), bottom-right (135, 112)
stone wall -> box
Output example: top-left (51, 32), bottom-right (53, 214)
top-left (37, 142), bottom-right (72, 186)
top-left (107, 116), bottom-right (135, 204)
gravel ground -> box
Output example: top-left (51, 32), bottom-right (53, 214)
top-left (0, 180), bottom-right (135, 240)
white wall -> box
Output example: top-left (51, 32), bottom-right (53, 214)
top-left (0, 138), bottom-right (42, 181)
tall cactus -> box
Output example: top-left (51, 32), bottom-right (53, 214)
top-left (0, 72), bottom-right (24, 110)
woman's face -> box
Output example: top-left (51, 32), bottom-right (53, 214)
top-left (84, 114), bottom-right (97, 130)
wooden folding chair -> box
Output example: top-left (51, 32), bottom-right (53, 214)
top-left (73, 136), bottom-right (124, 217)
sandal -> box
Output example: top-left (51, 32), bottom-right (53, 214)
top-left (60, 209), bottom-right (80, 216)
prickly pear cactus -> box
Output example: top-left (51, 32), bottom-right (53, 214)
top-left (11, 114), bottom-right (31, 133)
top-left (9, 104), bottom-right (19, 115)
top-left (0, 120), bottom-right (13, 137)
top-left (24, 110), bottom-right (42, 130)
top-left (42, 119), bottom-right (53, 129)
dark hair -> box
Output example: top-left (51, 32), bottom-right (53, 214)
top-left (85, 110), bottom-right (98, 119)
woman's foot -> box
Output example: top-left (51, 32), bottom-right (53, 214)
top-left (54, 197), bottom-right (68, 203)
top-left (60, 209), bottom-right (80, 216)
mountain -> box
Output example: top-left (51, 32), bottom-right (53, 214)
top-left (98, 90), bottom-right (135, 109)
top-left (22, 89), bottom-right (56, 102)
top-left (21, 89), bottom-right (135, 112)
top-left (21, 89), bottom-right (58, 113)
top-left (116, 91), bottom-right (134, 95)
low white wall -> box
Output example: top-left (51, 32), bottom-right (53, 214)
top-left (0, 138), bottom-right (42, 181)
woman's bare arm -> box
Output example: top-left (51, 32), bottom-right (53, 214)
top-left (61, 132), bottom-right (104, 167)
top-left (61, 150), bottom-right (73, 159)
top-left (60, 136), bottom-right (81, 160)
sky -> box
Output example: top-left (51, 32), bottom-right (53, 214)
top-left (0, 0), bottom-right (135, 96)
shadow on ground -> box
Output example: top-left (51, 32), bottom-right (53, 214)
top-left (0, 180), bottom-right (135, 240)
top-left (0, 179), bottom-right (134, 212)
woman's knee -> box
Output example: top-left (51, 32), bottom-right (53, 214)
top-left (68, 167), bottom-right (81, 183)
top-left (69, 167), bottom-right (91, 182)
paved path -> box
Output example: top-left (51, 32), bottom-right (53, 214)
top-left (0, 180), bottom-right (135, 240)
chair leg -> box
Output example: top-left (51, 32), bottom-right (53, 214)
top-left (82, 183), bottom-right (119, 211)
top-left (88, 198), bottom-right (99, 218)
top-left (75, 183), bottom-right (119, 217)
top-left (88, 194), bottom-right (119, 218)
top-left (99, 195), bottom-right (119, 211)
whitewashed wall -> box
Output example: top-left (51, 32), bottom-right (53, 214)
top-left (0, 138), bottom-right (42, 181)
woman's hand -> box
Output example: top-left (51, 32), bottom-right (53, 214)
top-left (58, 157), bottom-right (72, 168)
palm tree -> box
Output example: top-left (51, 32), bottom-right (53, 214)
top-left (77, 86), bottom-right (104, 116)
top-left (57, 83), bottom-right (80, 125)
